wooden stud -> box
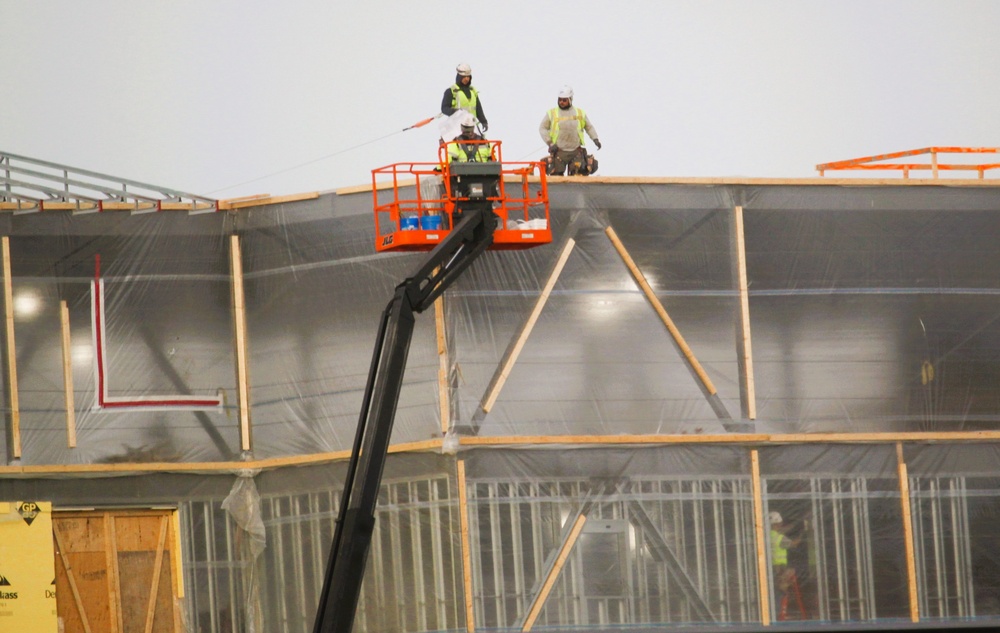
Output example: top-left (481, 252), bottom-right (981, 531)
top-left (2, 237), bottom-right (20, 459)
top-left (733, 206), bottom-right (757, 420)
top-left (144, 516), bottom-right (170, 633)
top-left (481, 238), bottom-right (575, 414)
top-left (106, 513), bottom-right (122, 633)
top-left (435, 292), bottom-right (450, 434)
top-left (457, 460), bottom-right (475, 633)
top-left (53, 525), bottom-right (94, 633)
top-left (606, 226), bottom-right (718, 395)
top-left (896, 443), bottom-right (920, 623)
top-left (521, 514), bottom-right (587, 632)
top-left (230, 235), bottom-right (252, 453)
top-left (60, 300), bottom-right (77, 447)
top-left (751, 449), bottom-right (771, 626)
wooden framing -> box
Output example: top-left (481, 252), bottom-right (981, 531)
top-left (521, 514), bottom-right (587, 632)
top-left (750, 449), bottom-right (771, 626)
top-left (2, 236), bottom-right (19, 459)
top-left (230, 235), bottom-right (253, 453)
top-left (606, 226), bottom-right (718, 395)
top-left (53, 509), bottom-right (182, 633)
top-left (733, 205), bottom-right (756, 420)
top-left (896, 443), bottom-right (920, 623)
top-left (61, 299), bottom-right (77, 447)
top-left (435, 292), bottom-right (450, 434)
top-left (456, 460), bottom-right (475, 633)
top-left (479, 237), bottom-right (576, 415)
top-left (2, 431), bottom-right (1000, 476)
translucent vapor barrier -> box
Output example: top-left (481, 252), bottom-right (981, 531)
top-left (1, 179), bottom-right (1000, 632)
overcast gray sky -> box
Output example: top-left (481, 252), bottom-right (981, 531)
top-left (4, 1), bottom-right (999, 199)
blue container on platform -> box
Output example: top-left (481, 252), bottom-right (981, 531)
top-left (420, 215), bottom-right (443, 230)
top-left (400, 215), bottom-right (419, 231)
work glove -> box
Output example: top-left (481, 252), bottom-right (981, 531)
top-left (548, 143), bottom-right (557, 155)
top-left (481, 122), bottom-right (488, 133)
top-left (594, 139), bottom-right (602, 150)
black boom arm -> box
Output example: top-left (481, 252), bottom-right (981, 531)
top-left (312, 164), bottom-right (501, 633)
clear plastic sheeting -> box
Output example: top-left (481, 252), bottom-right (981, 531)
top-left (1, 180), bottom-right (1000, 632)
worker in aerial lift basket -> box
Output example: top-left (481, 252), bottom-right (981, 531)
top-left (442, 63), bottom-right (488, 134)
top-left (446, 113), bottom-right (493, 163)
top-left (539, 85), bottom-right (601, 176)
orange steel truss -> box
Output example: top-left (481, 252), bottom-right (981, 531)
top-left (816, 147), bottom-right (1000, 179)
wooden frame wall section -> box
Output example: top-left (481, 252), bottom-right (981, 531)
top-left (733, 205), bottom-right (757, 420)
top-left (478, 237), bottom-right (576, 415)
top-left (53, 509), bottom-right (182, 633)
top-left (456, 460), bottom-right (476, 633)
top-left (750, 449), bottom-right (771, 626)
top-left (896, 443), bottom-right (920, 623)
top-left (2, 236), bottom-right (20, 459)
top-left (230, 235), bottom-right (253, 453)
top-left (60, 299), bottom-right (77, 447)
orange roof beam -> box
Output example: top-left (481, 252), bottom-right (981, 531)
top-left (817, 147), bottom-right (1000, 179)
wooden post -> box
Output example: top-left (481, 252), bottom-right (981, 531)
top-left (751, 449), bottom-right (771, 625)
top-left (457, 460), bottom-right (476, 633)
top-left (2, 236), bottom-right (20, 459)
top-left (60, 300), bottom-right (77, 447)
top-left (230, 235), bottom-right (252, 453)
top-left (106, 514), bottom-right (123, 633)
top-left (435, 293), bottom-right (450, 434)
top-left (897, 443), bottom-right (920, 622)
top-left (733, 206), bottom-right (756, 420)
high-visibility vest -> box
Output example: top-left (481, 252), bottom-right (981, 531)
top-left (451, 85), bottom-right (479, 115)
top-left (771, 529), bottom-right (788, 566)
top-left (447, 140), bottom-right (491, 163)
top-left (548, 106), bottom-right (587, 146)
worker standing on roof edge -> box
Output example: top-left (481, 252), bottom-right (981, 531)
top-left (442, 63), bottom-right (488, 133)
top-left (539, 85), bottom-right (601, 176)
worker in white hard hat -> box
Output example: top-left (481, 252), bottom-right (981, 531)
top-left (769, 510), bottom-right (803, 616)
top-left (538, 85), bottom-right (601, 176)
top-left (446, 112), bottom-right (493, 163)
top-left (442, 63), bottom-right (488, 133)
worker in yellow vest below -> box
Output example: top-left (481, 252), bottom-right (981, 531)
top-left (769, 511), bottom-right (802, 615)
top-left (446, 113), bottom-right (493, 163)
top-left (539, 85), bottom-right (601, 176)
top-left (442, 63), bottom-right (488, 134)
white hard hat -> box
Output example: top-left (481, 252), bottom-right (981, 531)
top-left (456, 63), bottom-right (472, 76)
top-left (459, 112), bottom-right (476, 128)
top-left (558, 85), bottom-right (574, 99)
top-left (768, 511), bottom-right (782, 525)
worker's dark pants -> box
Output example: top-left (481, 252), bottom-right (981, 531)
top-left (548, 148), bottom-right (590, 176)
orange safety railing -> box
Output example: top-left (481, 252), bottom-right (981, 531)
top-left (817, 147), bottom-right (1000, 179)
top-left (372, 140), bottom-right (551, 252)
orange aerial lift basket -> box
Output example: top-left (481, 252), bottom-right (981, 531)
top-left (372, 139), bottom-right (551, 252)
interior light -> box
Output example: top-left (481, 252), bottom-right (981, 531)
top-left (13, 292), bottom-right (40, 318)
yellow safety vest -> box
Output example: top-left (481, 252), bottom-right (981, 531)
top-left (447, 139), bottom-right (491, 163)
top-left (771, 529), bottom-right (788, 566)
top-left (548, 106), bottom-right (587, 146)
top-left (451, 85), bottom-right (479, 115)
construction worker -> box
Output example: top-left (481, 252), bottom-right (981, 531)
top-left (442, 63), bottom-right (488, 133)
top-left (446, 113), bottom-right (493, 163)
top-left (769, 511), bottom-right (804, 619)
top-left (539, 85), bottom-right (601, 176)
